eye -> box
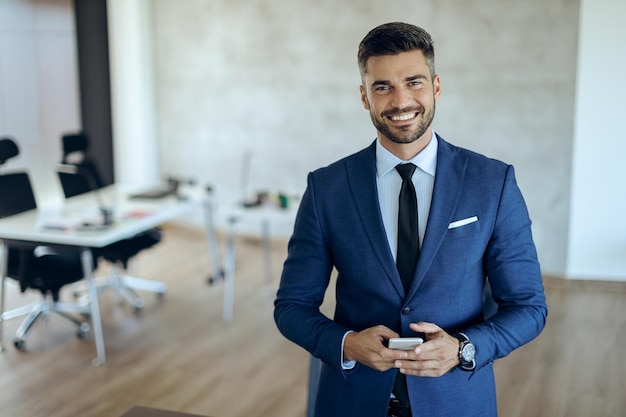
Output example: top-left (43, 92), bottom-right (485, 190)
top-left (374, 85), bottom-right (390, 92)
top-left (408, 81), bottom-right (423, 88)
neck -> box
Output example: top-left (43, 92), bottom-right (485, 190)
top-left (379, 128), bottom-right (433, 161)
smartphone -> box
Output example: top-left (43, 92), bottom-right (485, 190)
top-left (387, 337), bottom-right (424, 350)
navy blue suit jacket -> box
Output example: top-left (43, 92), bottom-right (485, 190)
top-left (274, 136), bottom-right (547, 417)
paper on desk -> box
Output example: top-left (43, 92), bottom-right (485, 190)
top-left (38, 212), bottom-right (110, 232)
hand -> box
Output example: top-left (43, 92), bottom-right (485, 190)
top-left (394, 322), bottom-right (460, 377)
top-left (344, 325), bottom-right (409, 372)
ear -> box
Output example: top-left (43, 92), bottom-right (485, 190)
top-left (433, 74), bottom-right (441, 101)
top-left (360, 85), bottom-right (370, 110)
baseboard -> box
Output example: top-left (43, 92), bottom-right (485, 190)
top-left (543, 274), bottom-right (626, 292)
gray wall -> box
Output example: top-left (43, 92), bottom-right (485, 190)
top-left (152, 0), bottom-right (579, 276)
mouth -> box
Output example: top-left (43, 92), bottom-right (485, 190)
top-left (387, 112), bottom-right (418, 122)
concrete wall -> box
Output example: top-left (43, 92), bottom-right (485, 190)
top-left (149, 0), bottom-right (579, 277)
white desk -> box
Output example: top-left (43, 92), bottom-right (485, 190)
top-left (0, 184), bottom-right (200, 365)
top-left (218, 203), bottom-right (298, 322)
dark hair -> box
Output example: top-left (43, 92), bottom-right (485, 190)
top-left (358, 22), bottom-right (435, 77)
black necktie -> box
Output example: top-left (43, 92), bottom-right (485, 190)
top-left (395, 163), bottom-right (419, 292)
top-left (393, 162), bottom-right (419, 406)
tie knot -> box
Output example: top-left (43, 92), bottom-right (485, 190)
top-left (395, 163), bottom-right (416, 181)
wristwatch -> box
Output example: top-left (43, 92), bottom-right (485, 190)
top-left (453, 332), bottom-right (476, 371)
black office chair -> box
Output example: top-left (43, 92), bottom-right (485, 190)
top-left (0, 137), bottom-right (92, 350)
top-left (57, 132), bottom-right (164, 312)
top-left (58, 133), bottom-right (105, 194)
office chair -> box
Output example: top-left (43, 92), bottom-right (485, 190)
top-left (57, 132), bottom-right (164, 312)
top-left (0, 137), bottom-right (91, 350)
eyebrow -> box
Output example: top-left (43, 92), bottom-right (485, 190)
top-left (370, 74), bottom-right (428, 88)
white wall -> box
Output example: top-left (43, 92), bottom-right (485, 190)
top-left (107, 0), bottom-right (160, 185)
top-left (567, 0), bottom-right (626, 280)
top-left (0, 0), bottom-right (80, 208)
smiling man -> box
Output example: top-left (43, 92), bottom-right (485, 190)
top-left (274, 22), bottom-right (547, 417)
top-left (360, 48), bottom-right (439, 155)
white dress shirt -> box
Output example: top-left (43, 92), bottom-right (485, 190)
top-left (376, 132), bottom-right (437, 258)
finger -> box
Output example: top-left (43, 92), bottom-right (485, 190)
top-left (384, 347), bottom-right (410, 361)
top-left (372, 325), bottom-right (400, 341)
top-left (398, 358), bottom-right (447, 376)
top-left (402, 366), bottom-right (448, 377)
top-left (395, 358), bottom-right (435, 372)
top-left (409, 321), bottom-right (441, 334)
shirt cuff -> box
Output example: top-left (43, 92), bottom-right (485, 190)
top-left (341, 330), bottom-right (356, 370)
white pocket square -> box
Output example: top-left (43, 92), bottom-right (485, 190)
top-left (448, 216), bottom-right (478, 229)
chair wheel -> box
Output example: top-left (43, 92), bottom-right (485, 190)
top-left (77, 322), bottom-right (91, 340)
top-left (133, 298), bottom-right (145, 314)
top-left (13, 339), bottom-right (26, 351)
top-left (207, 269), bottom-right (225, 285)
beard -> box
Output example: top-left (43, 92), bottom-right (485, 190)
top-left (370, 101), bottom-right (436, 145)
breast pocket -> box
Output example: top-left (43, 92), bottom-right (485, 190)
top-left (439, 215), bottom-right (482, 266)
top-left (429, 216), bottom-right (484, 288)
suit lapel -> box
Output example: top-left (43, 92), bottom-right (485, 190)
top-left (346, 142), bottom-right (405, 297)
top-left (407, 136), bottom-right (468, 299)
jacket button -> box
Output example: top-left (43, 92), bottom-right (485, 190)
top-left (402, 307), bottom-right (411, 315)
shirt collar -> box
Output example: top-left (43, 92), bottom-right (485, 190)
top-left (376, 131), bottom-right (438, 178)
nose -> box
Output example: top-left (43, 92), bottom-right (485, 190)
top-left (389, 86), bottom-right (413, 109)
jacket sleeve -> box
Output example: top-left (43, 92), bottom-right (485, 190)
top-left (465, 165), bottom-right (548, 370)
top-left (274, 172), bottom-right (351, 371)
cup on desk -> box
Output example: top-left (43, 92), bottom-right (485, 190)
top-left (100, 206), bottom-right (114, 226)
top-left (278, 193), bottom-right (289, 209)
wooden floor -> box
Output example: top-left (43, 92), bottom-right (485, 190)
top-left (0, 224), bottom-right (624, 417)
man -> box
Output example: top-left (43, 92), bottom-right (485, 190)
top-left (274, 22), bottom-right (547, 417)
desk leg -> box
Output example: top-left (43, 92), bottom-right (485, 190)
top-left (223, 217), bottom-right (236, 323)
top-left (261, 219), bottom-right (272, 286)
top-left (203, 197), bottom-right (223, 284)
top-left (0, 240), bottom-right (7, 352)
top-left (81, 248), bottom-right (106, 366)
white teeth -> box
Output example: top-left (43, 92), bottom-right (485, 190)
top-left (390, 113), bottom-right (416, 121)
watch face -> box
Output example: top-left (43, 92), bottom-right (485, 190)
top-left (461, 343), bottom-right (475, 362)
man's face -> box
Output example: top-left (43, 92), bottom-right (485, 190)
top-left (360, 50), bottom-right (441, 146)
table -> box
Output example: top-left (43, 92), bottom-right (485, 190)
top-left (0, 184), bottom-right (213, 365)
top-left (120, 406), bottom-right (211, 417)
top-left (217, 203), bottom-right (298, 322)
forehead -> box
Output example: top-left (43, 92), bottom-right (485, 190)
top-left (363, 50), bottom-right (431, 83)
